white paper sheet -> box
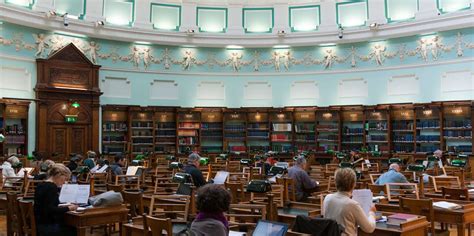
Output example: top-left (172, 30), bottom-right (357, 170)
top-left (96, 165), bottom-right (108, 173)
top-left (89, 165), bottom-right (100, 173)
top-left (213, 171), bottom-right (229, 185)
top-left (433, 201), bottom-right (461, 210)
top-left (126, 166), bottom-right (139, 175)
top-left (352, 189), bottom-right (373, 216)
top-left (17, 168), bottom-right (34, 177)
top-left (364, 159), bottom-right (372, 168)
top-left (59, 184), bottom-right (90, 204)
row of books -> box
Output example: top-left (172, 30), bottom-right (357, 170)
top-left (393, 145), bottom-right (414, 152)
top-left (102, 136), bottom-right (126, 142)
top-left (367, 122), bottom-right (387, 130)
top-left (155, 137), bottom-right (175, 143)
top-left (131, 122), bottom-right (153, 128)
top-left (178, 137), bottom-right (199, 145)
top-left (247, 131), bottom-right (269, 137)
top-left (102, 146), bottom-right (125, 153)
top-left (229, 146), bottom-right (246, 152)
top-left (417, 146), bottom-right (440, 153)
top-left (271, 134), bottom-right (291, 141)
top-left (131, 137), bottom-right (153, 143)
top-left (131, 130), bottom-right (153, 137)
top-left (248, 146), bottom-right (270, 153)
top-left (343, 127), bottom-right (364, 134)
top-left (392, 122), bottom-right (413, 130)
top-left (416, 120), bottom-right (439, 129)
top-left (224, 124), bottom-right (246, 132)
top-left (156, 130), bottom-right (176, 136)
top-left (202, 131), bottom-right (223, 137)
top-left (156, 122), bottom-right (176, 129)
top-left (317, 134), bottom-right (338, 141)
top-left (248, 123), bottom-right (269, 129)
top-left (4, 125), bottom-right (25, 134)
top-left (294, 124), bottom-right (315, 133)
top-left (393, 135), bottom-right (414, 142)
top-left (416, 135), bottom-right (440, 142)
top-left (132, 146), bottom-right (153, 153)
top-left (443, 130), bottom-right (471, 137)
top-left (102, 123), bottom-right (127, 132)
top-left (317, 124), bottom-right (338, 130)
top-left (201, 123), bottom-right (223, 129)
top-left (446, 145), bottom-right (472, 153)
top-left (272, 123), bottom-right (292, 132)
top-left (178, 130), bottom-right (198, 136)
top-left (444, 120), bottom-right (471, 128)
top-left (201, 146), bottom-right (223, 153)
top-left (295, 145), bottom-right (315, 152)
top-left (178, 122), bottom-right (200, 129)
top-left (342, 136), bottom-right (363, 142)
top-left (366, 135), bottom-right (387, 141)
top-left (271, 144), bottom-right (292, 152)
top-left (295, 134), bottom-right (316, 141)
top-left (224, 133), bottom-right (246, 138)
top-left (155, 146), bottom-right (176, 153)
top-left (4, 135), bottom-right (26, 144)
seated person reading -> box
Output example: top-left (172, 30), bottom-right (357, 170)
top-left (110, 154), bottom-right (125, 177)
top-left (375, 163), bottom-right (410, 186)
top-left (191, 184), bottom-right (231, 236)
top-left (323, 168), bottom-right (376, 236)
top-left (34, 163), bottom-right (78, 236)
top-left (183, 153), bottom-right (206, 188)
top-left (287, 156), bottom-right (318, 201)
top-left (83, 151), bottom-right (97, 169)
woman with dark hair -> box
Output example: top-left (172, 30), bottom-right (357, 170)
top-left (191, 184), bottom-right (231, 236)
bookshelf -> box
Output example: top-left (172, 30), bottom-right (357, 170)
top-left (102, 106), bottom-right (128, 155)
top-left (391, 108), bottom-right (415, 153)
top-left (442, 104), bottom-right (472, 154)
top-left (247, 111), bottom-right (270, 154)
top-left (415, 106), bottom-right (441, 153)
top-left (130, 109), bottom-right (154, 156)
top-left (365, 108), bottom-right (389, 153)
top-left (341, 109), bottom-right (364, 151)
top-left (270, 111), bottom-right (293, 153)
top-left (223, 111), bottom-right (247, 153)
top-left (177, 110), bottom-right (201, 154)
top-left (0, 101), bottom-right (29, 156)
top-left (294, 109), bottom-right (316, 152)
top-left (201, 110), bottom-right (223, 154)
top-left (154, 111), bottom-right (176, 154)
top-left (316, 110), bottom-right (340, 152)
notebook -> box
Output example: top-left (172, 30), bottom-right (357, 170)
top-left (59, 184), bottom-right (90, 204)
top-left (252, 220), bottom-right (288, 236)
top-left (213, 171), bottom-right (229, 185)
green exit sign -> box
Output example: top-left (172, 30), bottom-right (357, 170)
top-left (65, 115), bottom-right (78, 123)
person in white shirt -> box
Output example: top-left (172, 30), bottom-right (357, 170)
top-left (323, 168), bottom-right (376, 236)
top-left (2, 155), bottom-right (21, 186)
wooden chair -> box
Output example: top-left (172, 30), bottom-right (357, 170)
top-left (432, 176), bottom-right (461, 193)
top-left (369, 174), bottom-right (382, 184)
top-left (368, 184), bottom-right (386, 197)
top-left (227, 172), bottom-right (249, 183)
top-left (6, 192), bottom-right (22, 236)
top-left (227, 203), bottom-right (267, 229)
top-left (153, 182), bottom-right (180, 195)
top-left (251, 184), bottom-right (284, 207)
top-left (115, 175), bottom-right (141, 190)
top-left (227, 160), bottom-right (241, 172)
top-left (386, 183), bottom-right (419, 202)
top-left (106, 183), bottom-right (125, 192)
top-left (399, 197), bottom-right (435, 236)
top-left (2, 177), bottom-right (25, 192)
top-left (362, 162), bottom-right (380, 173)
top-left (143, 214), bottom-right (173, 236)
top-left (226, 182), bottom-right (246, 204)
top-left (276, 177), bottom-right (297, 202)
top-left (23, 180), bottom-right (44, 198)
top-left (122, 191), bottom-right (144, 218)
top-left (149, 194), bottom-right (190, 223)
top-left (18, 199), bottom-right (36, 236)
top-left (442, 187), bottom-right (470, 200)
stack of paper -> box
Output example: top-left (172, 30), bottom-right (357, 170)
top-left (59, 184), bottom-right (90, 204)
top-left (352, 189), bottom-right (373, 216)
top-left (433, 201), bottom-right (462, 210)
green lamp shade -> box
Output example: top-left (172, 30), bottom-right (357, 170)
top-left (389, 158), bottom-right (402, 164)
top-left (427, 156), bottom-right (438, 162)
top-left (336, 153), bottom-right (347, 160)
top-left (371, 151), bottom-right (381, 157)
top-left (451, 159), bottom-right (466, 167)
top-left (199, 157), bottom-right (209, 166)
top-left (71, 101), bottom-right (80, 108)
top-left (339, 162), bottom-right (353, 168)
top-left (240, 159), bottom-right (252, 165)
top-left (135, 154), bottom-right (145, 161)
top-left (457, 154), bottom-right (468, 159)
top-left (166, 155), bottom-right (176, 161)
top-left (407, 164), bottom-right (425, 172)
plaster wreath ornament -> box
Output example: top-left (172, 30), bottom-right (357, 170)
top-left (33, 33), bottom-right (49, 57)
top-left (416, 38), bottom-right (430, 61)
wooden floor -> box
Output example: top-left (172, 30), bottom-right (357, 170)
top-left (0, 213), bottom-right (470, 235)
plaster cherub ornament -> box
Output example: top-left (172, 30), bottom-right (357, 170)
top-left (417, 38), bottom-right (430, 62)
top-left (33, 33), bottom-right (49, 57)
top-left (230, 51), bottom-right (243, 72)
top-left (142, 47), bottom-right (153, 69)
top-left (281, 51), bottom-right (292, 71)
top-left (371, 44), bottom-right (386, 66)
top-left (49, 35), bottom-right (65, 56)
top-left (272, 51), bottom-right (281, 72)
top-left (131, 46), bottom-right (141, 67)
top-left (430, 36), bottom-right (443, 61)
top-left (323, 49), bottom-right (337, 69)
top-left (87, 41), bottom-right (100, 64)
top-left (183, 49), bottom-right (194, 70)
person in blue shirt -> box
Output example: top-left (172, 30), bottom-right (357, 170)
top-left (110, 154), bottom-right (125, 177)
top-left (288, 156), bottom-right (318, 201)
top-left (375, 163), bottom-right (410, 188)
top-left (83, 151), bottom-right (97, 169)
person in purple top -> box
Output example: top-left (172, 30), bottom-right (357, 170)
top-left (288, 156), bottom-right (319, 201)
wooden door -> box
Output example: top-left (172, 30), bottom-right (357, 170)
top-left (51, 126), bottom-right (69, 159)
top-left (50, 125), bottom-right (88, 159)
top-left (69, 126), bottom-right (87, 155)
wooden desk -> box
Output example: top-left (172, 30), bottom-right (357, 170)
top-left (359, 217), bottom-right (429, 236)
top-left (64, 206), bottom-right (129, 236)
top-left (277, 202), bottom-right (321, 225)
top-left (122, 219), bottom-right (187, 236)
top-left (376, 200), bottom-right (474, 236)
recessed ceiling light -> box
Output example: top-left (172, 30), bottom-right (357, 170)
top-left (135, 41), bottom-right (151, 45)
top-left (226, 45), bottom-right (244, 49)
top-left (273, 45), bottom-right (290, 49)
top-left (319, 43), bottom-right (336, 46)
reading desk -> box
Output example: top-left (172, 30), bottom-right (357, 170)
top-left (65, 205), bottom-right (129, 236)
top-left (359, 212), bottom-right (429, 236)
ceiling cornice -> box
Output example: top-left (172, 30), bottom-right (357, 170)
top-left (0, 4), bottom-right (473, 48)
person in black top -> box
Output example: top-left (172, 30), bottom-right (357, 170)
top-left (34, 163), bottom-right (78, 236)
top-left (183, 153), bottom-right (207, 188)
top-left (33, 159), bottom-right (55, 180)
top-left (66, 155), bottom-right (81, 172)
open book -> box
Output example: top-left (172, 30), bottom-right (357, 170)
top-left (17, 168), bottom-right (34, 177)
top-left (433, 201), bottom-right (462, 210)
top-left (213, 171), bottom-right (229, 185)
top-left (90, 165), bottom-right (108, 174)
top-left (59, 184), bottom-right (90, 204)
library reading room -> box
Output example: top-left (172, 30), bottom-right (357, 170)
top-left (0, 0), bottom-right (474, 235)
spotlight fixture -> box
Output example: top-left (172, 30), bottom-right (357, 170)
top-left (186, 29), bottom-right (195, 35)
top-left (45, 10), bottom-right (57, 18)
top-left (369, 22), bottom-right (383, 31)
top-left (95, 20), bottom-right (105, 27)
top-left (277, 30), bottom-right (286, 36)
top-left (63, 13), bottom-right (69, 27)
top-left (338, 25), bottom-right (344, 39)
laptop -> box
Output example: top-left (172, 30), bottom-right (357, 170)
top-left (252, 220), bottom-right (289, 236)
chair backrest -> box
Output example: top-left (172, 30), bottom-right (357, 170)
top-left (227, 161), bottom-right (241, 172)
top-left (153, 182), bottom-right (180, 195)
top-left (122, 191), bottom-right (144, 218)
top-left (432, 176), bottom-right (461, 192)
top-left (227, 203), bottom-right (267, 228)
top-left (251, 184), bottom-right (284, 207)
top-left (442, 187), bottom-right (469, 200)
top-left (225, 182), bottom-right (245, 204)
top-left (18, 199), bottom-right (36, 236)
top-left (400, 171), bottom-right (416, 182)
top-left (7, 192), bottom-right (22, 235)
top-left (143, 215), bottom-right (172, 236)
top-left (368, 184), bottom-right (386, 197)
top-left (227, 172), bottom-right (249, 183)
top-left (386, 183), bottom-right (419, 202)
top-left (399, 197), bottom-right (434, 236)
top-left (23, 180), bottom-right (45, 198)
top-left (276, 177), bottom-right (296, 202)
top-left (106, 183), bottom-right (125, 192)
top-left (362, 162), bottom-right (380, 172)
top-left (115, 175), bottom-right (141, 190)
top-left (369, 174), bottom-right (382, 184)
top-left (3, 176), bottom-right (25, 192)
top-left (149, 194), bottom-right (190, 223)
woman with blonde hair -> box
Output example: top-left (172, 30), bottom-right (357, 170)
top-left (34, 163), bottom-right (78, 236)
